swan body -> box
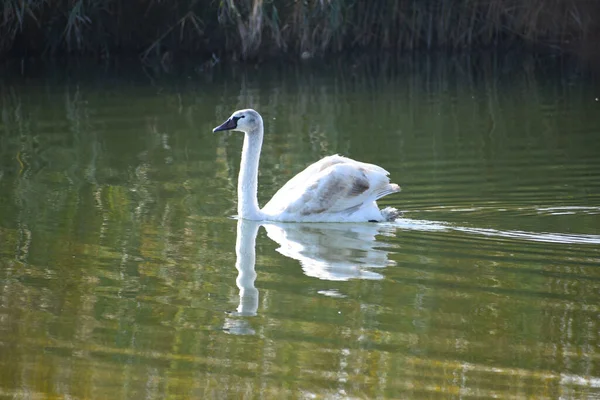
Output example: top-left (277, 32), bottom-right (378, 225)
top-left (213, 109), bottom-right (401, 222)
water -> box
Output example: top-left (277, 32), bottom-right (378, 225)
top-left (0, 55), bottom-right (599, 399)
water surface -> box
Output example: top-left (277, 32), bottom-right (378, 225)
top-left (0, 55), bottom-right (599, 398)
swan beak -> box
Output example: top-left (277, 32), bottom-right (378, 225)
top-left (213, 118), bottom-right (237, 132)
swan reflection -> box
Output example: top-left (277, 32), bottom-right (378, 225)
top-left (232, 219), bottom-right (260, 317)
top-left (222, 220), bottom-right (260, 335)
top-left (262, 221), bottom-right (397, 281)
top-left (227, 219), bottom-right (396, 327)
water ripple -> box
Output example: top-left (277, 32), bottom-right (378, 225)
top-left (391, 218), bottom-right (600, 245)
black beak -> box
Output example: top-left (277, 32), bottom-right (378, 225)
top-left (213, 118), bottom-right (237, 132)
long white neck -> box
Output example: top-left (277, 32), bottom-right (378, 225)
top-left (238, 126), bottom-right (264, 220)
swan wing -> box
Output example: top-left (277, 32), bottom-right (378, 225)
top-left (262, 155), bottom-right (400, 217)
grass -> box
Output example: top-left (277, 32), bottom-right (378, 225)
top-left (0, 0), bottom-right (597, 61)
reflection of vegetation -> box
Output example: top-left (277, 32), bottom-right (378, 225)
top-left (0, 56), bottom-right (598, 397)
top-left (1, 0), bottom-right (598, 60)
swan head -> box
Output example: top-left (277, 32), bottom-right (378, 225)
top-left (213, 109), bottom-right (263, 134)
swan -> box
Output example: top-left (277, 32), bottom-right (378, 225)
top-left (213, 109), bottom-right (401, 222)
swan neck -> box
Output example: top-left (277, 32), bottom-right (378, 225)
top-left (238, 127), bottom-right (263, 219)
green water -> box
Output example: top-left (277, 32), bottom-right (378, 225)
top-left (0, 55), bottom-right (599, 399)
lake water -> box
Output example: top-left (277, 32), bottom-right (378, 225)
top-left (0, 54), bottom-right (599, 399)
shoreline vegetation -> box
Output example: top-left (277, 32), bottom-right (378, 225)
top-left (1, 0), bottom-right (598, 65)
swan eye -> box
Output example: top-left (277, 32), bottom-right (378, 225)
top-left (233, 115), bottom-right (245, 123)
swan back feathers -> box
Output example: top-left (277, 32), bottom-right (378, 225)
top-left (262, 155), bottom-right (401, 221)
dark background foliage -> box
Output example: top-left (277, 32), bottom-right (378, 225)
top-left (1, 0), bottom-right (598, 63)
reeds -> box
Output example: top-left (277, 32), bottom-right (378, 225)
top-left (1, 0), bottom-right (597, 61)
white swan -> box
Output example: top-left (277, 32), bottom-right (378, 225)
top-left (213, 109), bottom-right (401, 222)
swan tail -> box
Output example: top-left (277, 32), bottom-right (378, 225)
top-left (381, 206), bottom-right (401, 222)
